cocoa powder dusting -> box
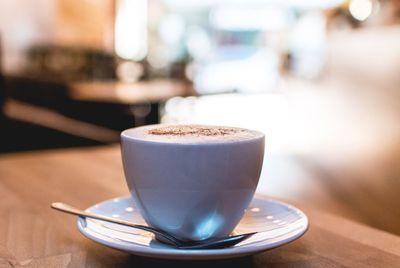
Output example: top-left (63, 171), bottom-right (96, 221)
top-left (148, 125), bottom-right (242, 137)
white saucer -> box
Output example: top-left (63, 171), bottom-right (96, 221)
top-left (77, 196), bottom-right (308, 260)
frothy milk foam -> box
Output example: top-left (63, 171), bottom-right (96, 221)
top-left (123, 124), bottom-right (262, 144)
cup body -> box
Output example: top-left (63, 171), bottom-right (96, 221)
top-left (121, 125), bottom-right (264, 241)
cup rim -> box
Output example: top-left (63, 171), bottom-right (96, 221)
top-left (121, 124), bottom-right (265, 146)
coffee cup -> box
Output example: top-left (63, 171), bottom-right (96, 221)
top-left (121, 124), bottom-right (264, 241)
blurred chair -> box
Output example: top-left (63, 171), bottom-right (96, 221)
top-left (1, 76), bottom-right (124, 153)
top-left (24, 45), bottom-right (116, 82)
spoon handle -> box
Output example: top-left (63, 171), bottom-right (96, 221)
top-left (51, 202), bottom-right (180, 246)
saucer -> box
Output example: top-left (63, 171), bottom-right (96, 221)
top-left (77, 196), bottom-right (308, 260)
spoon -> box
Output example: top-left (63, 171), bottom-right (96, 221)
top-left (51, 202), bottom-right (256, 249)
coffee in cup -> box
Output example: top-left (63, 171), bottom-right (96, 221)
top-left (121, 124), bottom-right (264, 241)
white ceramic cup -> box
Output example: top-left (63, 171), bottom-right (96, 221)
top-left (121, 124), bottom-right (265, 241)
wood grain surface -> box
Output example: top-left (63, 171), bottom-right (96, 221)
top-left (0, 146), bottom-right (399, 267)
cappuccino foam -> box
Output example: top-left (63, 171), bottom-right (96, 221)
top-left (122, 124), bottom-right (263, 144)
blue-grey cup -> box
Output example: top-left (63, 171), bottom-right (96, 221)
top-left (121, 124), bottom-right (264, 242)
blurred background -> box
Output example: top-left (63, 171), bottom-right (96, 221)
top-left (1, 0), bottom-right (400, 235)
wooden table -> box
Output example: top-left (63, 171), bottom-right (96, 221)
top-left (68, 79), bottom-right (195, 104)
top-left (0, 146), bottom-right (399, 267)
